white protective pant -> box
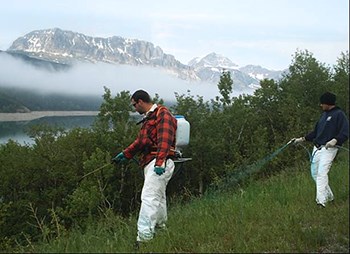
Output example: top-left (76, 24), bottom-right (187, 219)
top-left (137, 158), bottom-right (174, 242)
top-left (310, 146), bottom-right (338, 206)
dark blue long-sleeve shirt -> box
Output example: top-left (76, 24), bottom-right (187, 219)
top-left (305, 107), bottom-right (349, 146)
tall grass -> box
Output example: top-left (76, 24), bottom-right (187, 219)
top-left (19, 151), bottom-right (349, 253)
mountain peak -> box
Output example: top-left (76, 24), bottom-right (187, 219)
top-left (189, 52), bottom-right (238, 69)
top-left (6, 28), bottom-right (284, 91)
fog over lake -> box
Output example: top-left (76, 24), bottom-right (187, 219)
top-left (0, 53), bottom-right (253, 101)
top-left (0, 53), bottom-right (256, 145)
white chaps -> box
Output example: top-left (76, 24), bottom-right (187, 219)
top-left (310, 146), bottom-right (338, 206)
top-left (137, 158), bottom-right (174, 242)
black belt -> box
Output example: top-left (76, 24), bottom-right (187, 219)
top-left (314, 143), bottom-right (322, 148)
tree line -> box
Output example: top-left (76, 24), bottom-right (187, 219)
top-left (0, 49), bottom-right (348, 250)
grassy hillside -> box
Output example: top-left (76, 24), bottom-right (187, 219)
top-left (20, 151), bottom-right (349, 253)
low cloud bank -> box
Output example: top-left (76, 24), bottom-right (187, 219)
top-left (0, 53), bottom-right (251, 102)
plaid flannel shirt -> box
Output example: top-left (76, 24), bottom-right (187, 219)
top-left (123, 105), bottom-right (177, 167)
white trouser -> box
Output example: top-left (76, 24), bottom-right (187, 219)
top-left (310, 146), bottom-right (338, 205)
top-left (137, 158), bottom-right (174, 242)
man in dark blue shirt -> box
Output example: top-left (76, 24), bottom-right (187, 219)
top-left (292, 92), bottom-right (349, 208)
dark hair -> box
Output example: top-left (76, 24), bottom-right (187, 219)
top-left (320, 92), bottom-right (336, 105)
top-left (131, 90), bottom-right (152, 103)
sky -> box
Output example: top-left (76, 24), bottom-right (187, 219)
top-left (0, 0), bottom-right (349, 101)
top-left (0, 0), bottom-right (348, 70)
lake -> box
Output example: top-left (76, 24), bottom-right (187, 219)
top-left (0, 114), bottom-right (98, 145)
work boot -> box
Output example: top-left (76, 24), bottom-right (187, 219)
top-left (155, 223), bottom-right (167, 230)
top-left (317, 202), bottom-right (326, 208)
top-left (155, 223), bottom-right (167, 235)
top-left (134, 241), bottom-right (140, 250)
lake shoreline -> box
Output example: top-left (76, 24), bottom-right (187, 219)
top-left (0, 111), bottom-right (100, 122)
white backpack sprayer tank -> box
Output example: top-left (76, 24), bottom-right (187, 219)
top-left (174, 115), bottom-right (191, 162)
top-left (175, 115), bottom-right (190, 147)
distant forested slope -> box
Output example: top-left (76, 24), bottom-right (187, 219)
top-left (0, 91), bottom-right (30, 112)
top-left (0, 86), bottom-right (102, 112)
top-left (0, 51), bottom-right (101, 112)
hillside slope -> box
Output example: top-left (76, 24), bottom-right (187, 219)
top-left (23, 151), bottom-right (349, 253)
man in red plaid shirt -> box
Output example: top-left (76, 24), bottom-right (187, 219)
top-left (112, 90), bottom-right (177, 244)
